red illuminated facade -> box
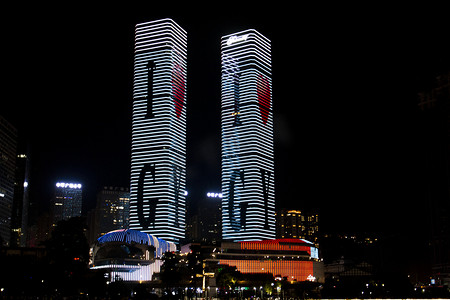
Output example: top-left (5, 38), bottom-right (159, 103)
top-left (215, 239), bottom-right (323, 282)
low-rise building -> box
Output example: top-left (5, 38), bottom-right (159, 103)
top-left (90, 229), bottom-right (176, 282)
top-left (212, 238), bottom-right (324, 283)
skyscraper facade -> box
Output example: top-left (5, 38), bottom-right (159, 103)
top-left (276, 209), bottom-right (320, 245)
top-left (0, 115), bottom-right (17, 246)
top-left (221, 30), bottom-right (275, 241)
top-left (130, 19), bottom-right (187, 243)
top-left (11, 152), bottom-right (31, 247)
top-left (418, 72), bottom-right (450, 287)
top-left (97, 186), bottom-right (130, 236)
top-left (51, 182), bottom-right (83, 226)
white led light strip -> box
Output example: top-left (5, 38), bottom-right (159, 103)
top-left (221, 29), bottom-right (275, 241)
top-left (130, 19), bottom-right (187, 243)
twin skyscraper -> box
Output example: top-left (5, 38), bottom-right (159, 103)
top-left (129, 19), bottom-right (275, 243)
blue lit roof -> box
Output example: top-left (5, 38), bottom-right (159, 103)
top-left (97, 229), bottom-right (176, 257)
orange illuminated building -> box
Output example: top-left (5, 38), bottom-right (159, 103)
top-left (215, 239), bottom-right (323, 282)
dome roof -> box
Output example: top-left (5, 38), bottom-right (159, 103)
top-left (97, 229), bottom-right (176, 257)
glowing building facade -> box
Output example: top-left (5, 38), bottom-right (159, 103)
top-left (90, 229), bottom-right (176, 282)
top-left (221, 30), bottom-right (275, 241)
top-left (130, 19), bottom-right (187, 243)
top-left (217, 239), bottom-right (322, 283)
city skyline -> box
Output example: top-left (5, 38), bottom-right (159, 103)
top-left (2, 6), bottom-right (449, 240)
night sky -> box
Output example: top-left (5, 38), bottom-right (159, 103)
top-left (3, 3), bottom-right (449, 245)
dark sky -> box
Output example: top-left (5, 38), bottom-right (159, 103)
top-left (2, 4), bottom-right (449, 240)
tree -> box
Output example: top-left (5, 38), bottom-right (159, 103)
top-left (216, 265), bottom-right (241, 290)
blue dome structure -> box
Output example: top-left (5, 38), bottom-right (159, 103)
top-left (90, 229), bottom-right (177, 282)
top-left (96, 229), bottom-right (176, 257)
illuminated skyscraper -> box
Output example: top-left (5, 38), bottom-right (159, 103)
top-left (130, 19), bottom-right (187, 243)
top-left (221, 30), bottom-right (275, 241)
top-left (51, 182), bottom-right (83, 226)
top-left (96, 186), bottom-right (130, 237)
top-left (0, 115), bottom-right (17, 246)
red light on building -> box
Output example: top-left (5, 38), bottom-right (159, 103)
top-left (219, 259), bottom-right (313, 282)
top-left (217, 239), bottom-right (321, 282)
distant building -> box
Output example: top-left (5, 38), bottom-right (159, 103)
top-left (186, 192), bottom-right (222, 243)
top-left (11, 152), bottom-right (31, 247)
top-left (86, 186), bottom-right (130, 245)
top-left (27, 211), bottom-right (52, 247)
top-left (418, 72), bottom-right (450, 287)
top-left (96, 186), bottom-right (130, 236)
top-left (51, 182), bottom-right (82, 226)
top-left (324, 258), bottom-right (374, 284)
top-left (0, 115), bottom-right (17, 246)
top-left (276, 209), bottom-right (320, 245)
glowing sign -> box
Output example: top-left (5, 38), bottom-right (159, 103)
top-left (207, 192), bottom-right (223, 198)
top-left (307, 274), bottom-right (316, 282)
top-left (226, 34), bottom-right (249, 46)
top-left (56, 182), bottom-right (82, 189)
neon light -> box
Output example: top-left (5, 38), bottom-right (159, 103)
top-left (56, 182), bottom-right (82, 189)
top-left (207, 192), bottom-right (223, 198)
top-left (226, 34), bottom-right (249, 46)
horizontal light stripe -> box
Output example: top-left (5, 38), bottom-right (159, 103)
top-left (221, 29), bottom-right (275, 241)
top-left (130, 19), bottom-right (187, 244)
